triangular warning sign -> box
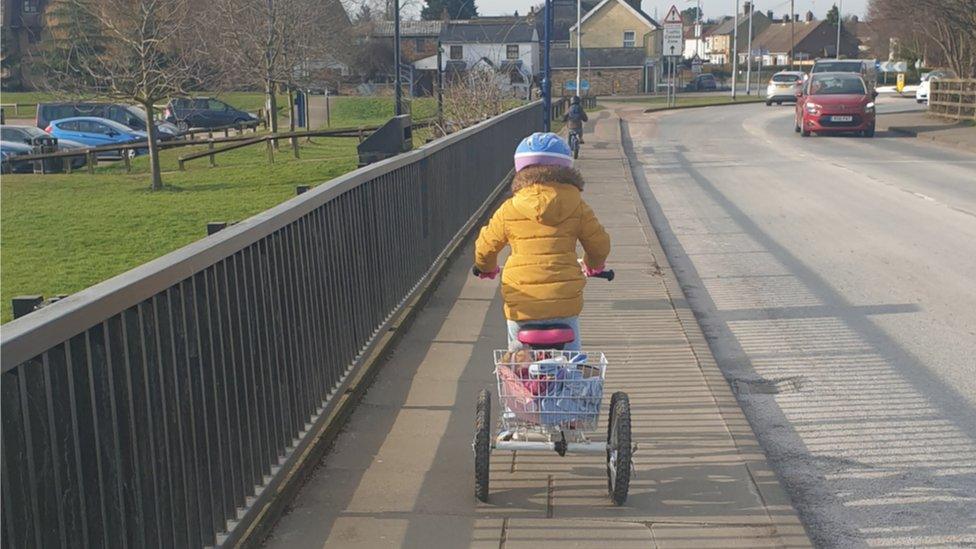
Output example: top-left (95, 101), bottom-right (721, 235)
top-left (664, 5), bottom-right (682, 23)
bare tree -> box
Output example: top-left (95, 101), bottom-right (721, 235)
top-left (209, 0), bottom-right (352, 137)
top-left (36, 0), bottom-right (205, 190)
top-left (868, 0), bottom-right (976, 77)
top-left (438, 68), bottom-right (508, 133)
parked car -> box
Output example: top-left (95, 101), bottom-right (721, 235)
top-left (916, 69), bottom-right (958, 104)
top-left (46, 117), bottom-right (148, 157)
top-left (684, 73), bottom-right (718, 92)
top-left (1, 140), bottom-right (34, 173)
top-left (0, 124), bottom-right (87, 169)
top-left (163, 97), bottom-right (259, 131)
top-left (795, 72), bottom-right (877, 137)
top-left (811, 58), bottom-right (877, 92)
top-left (36, 102), bottom-right (181, 140)
top-left (765, 71), bottom-right (806, 105)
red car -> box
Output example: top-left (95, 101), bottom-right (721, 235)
top-left (795, 72), bottom-right (878, 137)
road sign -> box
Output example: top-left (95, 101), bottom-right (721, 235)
top-left (564, 80), bottom-right (590, 91)
top-left (663, 5), bottom-right (683, 58)
top-left (896, 73), bottom-right (905, 93)
top-left (691, 55), bottom-right (703, 73)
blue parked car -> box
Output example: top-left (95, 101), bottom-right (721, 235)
top-left (46, 117), bottom-right (148, 158)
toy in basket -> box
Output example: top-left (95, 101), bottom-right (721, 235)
top-left (472, 323), bottom-right (633, 506)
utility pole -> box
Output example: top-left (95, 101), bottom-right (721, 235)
top-left (835, 0), bottom-right (842, 59)
top-left (746, 1), bottom-right (753, 94)
top-left (731, 0), bottom-right (738, 100)
top-left (576, 0), bottom-right (582, 97)
top-left (393, 0), bottom-right (402, 116)
top-left (543, 0), bottom-right (553, 131)
top-left (790, 0), bottom-right (795, 69)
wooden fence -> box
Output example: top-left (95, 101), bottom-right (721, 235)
top-left (929, 79), bottom-right (976, 121)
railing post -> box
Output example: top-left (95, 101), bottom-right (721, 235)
top-left (209, 140), bottom-right (216, 167)
top-left (291, 136), bottom-right (299, 159)
top-left (87, 151), bottom-right (96, 174)
top-left (266, 137), bottom-right (274, 164)
top-left (123, 151), bottom-right (131, 172)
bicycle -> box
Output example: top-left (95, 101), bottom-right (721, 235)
top-left (470, 266), bottom-right (633, 505)
top-left (568, 129), bottom-right (581, 159)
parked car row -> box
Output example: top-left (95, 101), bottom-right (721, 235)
top-left (1, 124), bottom-right (87, 172)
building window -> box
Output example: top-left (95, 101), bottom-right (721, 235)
top-left (450, 45), bottom-right (463, 60)
top-left (22, 0), bottom-right (39, 12)
top-left (506, 44), bottom-right (519, 59)
top-left (623, 31), bottom-right (636, 48)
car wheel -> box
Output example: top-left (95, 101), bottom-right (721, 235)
top-left (794, 117), bottom-right (801, 133)
top-left (777, 101), bottom-right (783, 105)
top-left (766, 100), bottom-right (772, 106)
top-left (801, 128), bottom-right (811, 137)
top-left (863, 125), bottom-right (875, 138)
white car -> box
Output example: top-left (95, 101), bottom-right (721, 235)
top-left (766, 71), bottom-right (806, 105)
top-left (916, 69), bottom-right (957, 103)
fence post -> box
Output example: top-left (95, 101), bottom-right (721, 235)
top-left (266, 137), bottom-right (275, 164)
top-left (224, 127), bottom-right (230, 138)
top-left (296, 185), bottom-right (309, 194)
top-left (208, 141), bottom-right (216, 167)
top-left (87, 151), bottom-right (96, 174)
top-left (291, 136), bottom-right (299, 159)
top-left (123, 151), bottom-right (131, 172)
top-left (63, 157), bottom-right (71, 174)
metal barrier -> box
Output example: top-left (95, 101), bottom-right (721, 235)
top-left (0, 101), bottom-right (543, 548)
top-left (929, 79), bottom-right (976, 121)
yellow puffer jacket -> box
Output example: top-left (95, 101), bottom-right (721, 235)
top-left (475, 165), bottom-right (611, 321)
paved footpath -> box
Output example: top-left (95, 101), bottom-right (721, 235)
top-left (264, 110), bottom-right (811, 548)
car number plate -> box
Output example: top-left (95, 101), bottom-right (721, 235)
top-left (831, 115), bottom-right (853, 122)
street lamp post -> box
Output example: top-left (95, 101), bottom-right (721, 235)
top-left (835, 0), bottom-right (842, 58)
top-left (576, 0), bottom-right (581, 97)
top-left (393, 0), bottom-right (402, 116)
top-left (746, 1), bottom-right (753, 94)
top-left (731, 0), bottom-right (738, 100)
top-left (543, 0), bottom-right (553, 131)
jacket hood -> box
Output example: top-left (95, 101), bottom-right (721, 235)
top-left (510, 166), bottom-right (584, 226)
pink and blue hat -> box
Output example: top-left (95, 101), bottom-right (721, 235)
top-left (514, 132), bottom-right (573, 172)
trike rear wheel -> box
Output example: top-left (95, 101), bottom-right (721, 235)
top-left (474, 388), bottom-right (491, 502)
top-left (606, 391), bottom-right (632, 505)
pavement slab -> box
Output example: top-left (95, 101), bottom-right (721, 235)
top-left (263, 109), bottom-right (810, 548)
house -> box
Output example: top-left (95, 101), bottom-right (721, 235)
top-left (370, 20), bottom-right (443, 63)
top-left (568, 0), bottom-right (662, 57)
top-left (526, 0), bottom-right (602, 48)
top-left (751, 15), bottom-right (860, 67)
top-left (704, 2), bottom-right (771, 64)
top-left (550, 47), bottom-right (653, 95)
top-left (439, 20), bottom-right (540, 97)
top-left (683, 21), bottom-right (717, 59)
top-left (1, 0), bottom-right (49, 90)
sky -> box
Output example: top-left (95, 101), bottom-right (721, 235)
top-left (478, 0), bottom-right (870, 21)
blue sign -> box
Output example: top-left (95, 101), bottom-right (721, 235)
top-left (565, 80), bottom-right (590, 91)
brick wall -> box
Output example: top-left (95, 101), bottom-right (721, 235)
top-left (552, 67), bottom-right (646, 95)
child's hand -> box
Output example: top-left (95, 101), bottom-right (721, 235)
top-left (579, 259), bottom-right (604, 277)
top-left (475, 266), bottom-right (500, 280)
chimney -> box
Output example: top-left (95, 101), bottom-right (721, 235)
top-left (805, 10), bottom-right (814, 22)
top-left (767, 10), bottom-right (773, 19)
top-left (782, 13), bottom-right (790, 23)
top-left (793, 13), bottom-right (800, 22)
top-left (743, 1), bottom-right (751, 15)
top-left (850, 15), bottom-right (859, 23)
top-left (441, 7), bottom-right (450, 23)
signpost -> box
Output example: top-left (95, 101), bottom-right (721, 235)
top-left (692, 55), bottom-right (703, 74)
top-left (663, 5), bottom-right (683, 107)
top-left (896, 73), bottom-right (905, 93)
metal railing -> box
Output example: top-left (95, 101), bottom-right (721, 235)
top-left (0, 101), bottom-right (543, 548)
top-left (929, 79), bottom-right (976, 121)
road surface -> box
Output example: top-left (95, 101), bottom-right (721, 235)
top-left (615, 98), bottom-right (976, 547)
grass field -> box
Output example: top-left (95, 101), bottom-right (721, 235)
top-left (0, 94), bottom-right (473, 322)
top-left (1, 91), bottom-right (439, 128)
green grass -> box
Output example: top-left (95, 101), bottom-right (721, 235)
top-left (0, 136), bottom-right (360, 323)
top-left (602, 95), bottom-right (766, 109)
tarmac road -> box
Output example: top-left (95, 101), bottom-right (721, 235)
top-left (616, 98), bottom-right (976, 547)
